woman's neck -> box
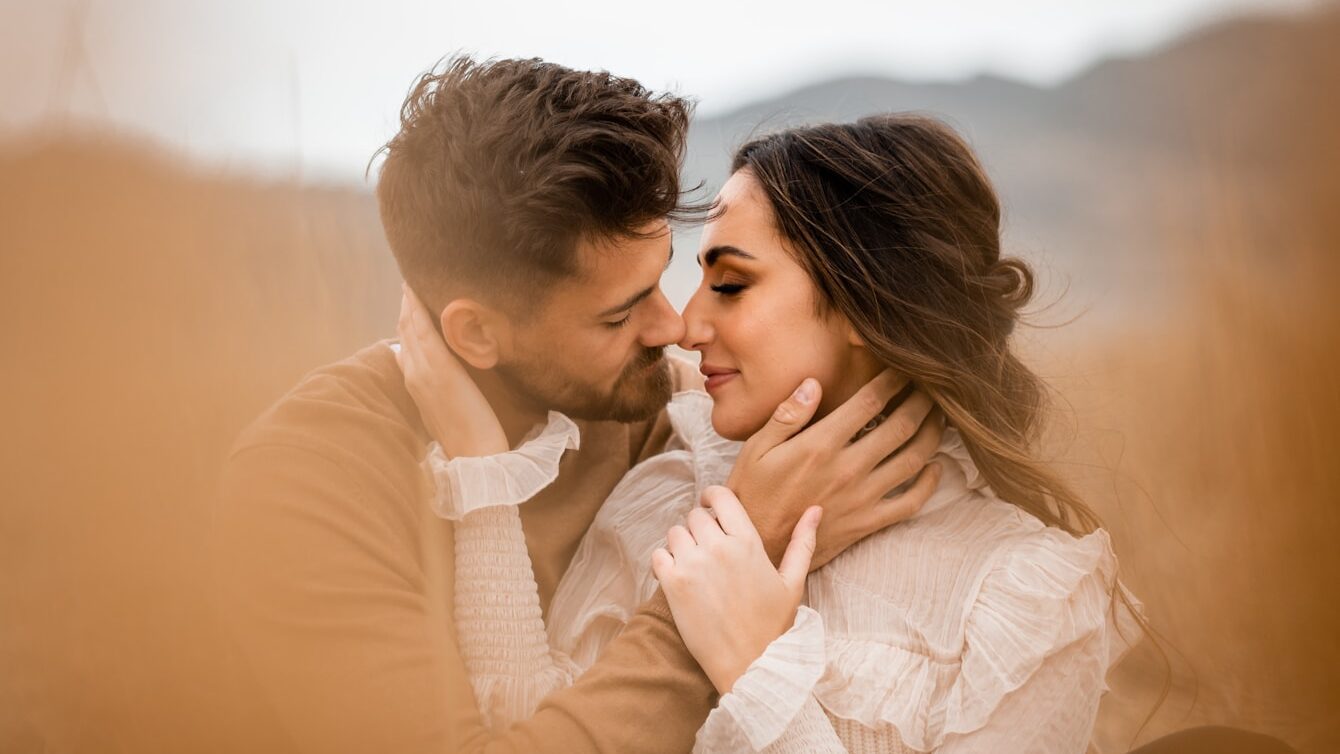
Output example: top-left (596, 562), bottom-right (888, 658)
top-left (816, 349), bottom-right (888, 422)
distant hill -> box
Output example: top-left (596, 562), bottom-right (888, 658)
top-left (668, 5), bottom-right (1340, 320)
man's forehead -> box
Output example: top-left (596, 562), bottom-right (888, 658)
top-left (572, 223), bottom-right (671, 277)
top-left (544, 223), bottom-right (672, 312)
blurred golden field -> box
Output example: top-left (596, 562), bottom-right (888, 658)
top-left (1049, 186), bottom-right (1340, 752)
top-left (2, 9), bottom-right (1338, 753)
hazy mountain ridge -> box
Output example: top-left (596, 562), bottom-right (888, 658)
top-left (669, 5), bottom-right (1340, 318)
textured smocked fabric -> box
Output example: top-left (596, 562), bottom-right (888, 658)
top-left (431, 388), bottom-right (1143, 752)
top-left (423, 414), bottom-right (586, 730)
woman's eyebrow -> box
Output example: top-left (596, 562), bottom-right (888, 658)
top-left (698, 245), bottom-right (757, 268)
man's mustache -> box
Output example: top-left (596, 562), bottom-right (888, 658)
top-left (624, 346), bottom-right (666, 375)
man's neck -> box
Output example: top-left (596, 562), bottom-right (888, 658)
top-left (464, 365), bottom-right (550, 449)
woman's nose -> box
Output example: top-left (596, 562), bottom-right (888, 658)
top-left (678, 288), bottom-right (712, 352)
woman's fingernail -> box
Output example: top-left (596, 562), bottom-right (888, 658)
top-left (793, 379), bottom-right (815, 403)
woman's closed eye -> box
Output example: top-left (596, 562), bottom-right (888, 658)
top-left (710, 282), bottom-right (746, 296)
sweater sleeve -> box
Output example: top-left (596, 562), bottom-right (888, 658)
top-left (212, 442), bottom-right (714, 754)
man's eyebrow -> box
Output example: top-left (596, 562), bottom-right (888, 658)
top-left (698, 245), bottom-right (757, 268)
top-left (600, 285), bottom-right (656, 317)
top-left (598, 286), bottom-right (655, 318)
top-left (598, 236), bottom-right (674, 318)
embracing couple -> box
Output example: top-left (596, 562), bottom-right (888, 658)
top-left (213, 57), bottom-right (1141, 753)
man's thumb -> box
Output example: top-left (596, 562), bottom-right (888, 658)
top-left (778, 506), bottom-right (822, 591)
top-left (746, 378), bottom-right (821, 456)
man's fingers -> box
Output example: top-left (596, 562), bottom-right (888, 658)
top-left (869, 461), bottom-right (943, 529)
top-left (851, 390), bottom-right (934, 468)
top-left (741, 378), bottom-right (821, 459)
top-left (865, 408), bottom-right (945, 495)
top-left (700, 485), bottom-right (755, 539)
top-left (685, 507), bottom-right (725, 546)
top-left (812, 370), bottom-right (908, 444)
top-left (778, 506), bottom-right (822, 592)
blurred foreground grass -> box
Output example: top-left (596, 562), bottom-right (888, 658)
top-left (0, 132), bottom-right (1335, 753)
top-left (1045, 196), bottom-right (1340, 751)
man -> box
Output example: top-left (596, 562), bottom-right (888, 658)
top-left (212, 57), bottom-right (939, 753)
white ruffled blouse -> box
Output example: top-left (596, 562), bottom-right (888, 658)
top-left (426, 388), bottom-right (1142, 754)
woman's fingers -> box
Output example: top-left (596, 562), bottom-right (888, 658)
top-left (396, 292), bottom-right (421, 380)
top-left (666, 524), bottom-right (696, 559)
top-left (398, 284), bottom-right (468, 387)
top-left (651, 547), bottom-right (674, 581)
top-left (777, 506), bottom-right (822, 593)
top-left (701, 485), bottom-right (756, 540)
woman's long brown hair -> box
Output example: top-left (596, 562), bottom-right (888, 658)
top-left (733, 113), bottom-right (1166, 723)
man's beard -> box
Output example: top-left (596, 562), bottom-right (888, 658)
top-left (494, 346), bottom-right (673, 423)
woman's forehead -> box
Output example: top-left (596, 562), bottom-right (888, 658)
top-left (702, 175), bottom-right (779, 255)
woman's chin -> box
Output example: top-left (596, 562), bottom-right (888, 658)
top-left (710, 402), bottom-right (770, 442)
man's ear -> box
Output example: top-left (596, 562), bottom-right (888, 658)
top-left (440, 299), bottom-right (510, 370)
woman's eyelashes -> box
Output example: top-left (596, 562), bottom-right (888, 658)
top-left (709, 282), bottom-right (746, 296)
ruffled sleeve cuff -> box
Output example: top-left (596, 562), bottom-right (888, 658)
top-left (423, 411), bottom-right (580, 521)
top-left (694, 606), bottom-right (827, 753)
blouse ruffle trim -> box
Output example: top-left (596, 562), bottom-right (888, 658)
top-left (424, 411), bottom-right (580, 521)
top-left (665, 390), bottom-right (742, 497)
top-left (812, 527), bottom-right (1139, 751)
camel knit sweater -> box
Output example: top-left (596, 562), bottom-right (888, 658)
top-left (211, 340), bottom-right (714, 754)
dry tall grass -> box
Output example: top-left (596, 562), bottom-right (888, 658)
top-left (1, 123), bottom-right (1336, 752)
top-left (1037, 168), bottom-right (1340, 752)
top-left (0, 134), bottom-right (400, 753)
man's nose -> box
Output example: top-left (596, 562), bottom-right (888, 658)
top-left (638, 288), bottom-right (686, 348)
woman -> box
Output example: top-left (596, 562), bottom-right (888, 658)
top-left (403, 114), bottom-right (1142, 752)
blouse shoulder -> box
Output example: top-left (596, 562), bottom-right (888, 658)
top-left (808, 429), bottom-right (1143, 750)
top-left (814, 518), bottom-right (1140, 750)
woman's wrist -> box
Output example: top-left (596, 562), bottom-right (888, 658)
top-left (709, 667), bottom-right (744, 696)
top-left (704, 612), bottom-right (796, 695)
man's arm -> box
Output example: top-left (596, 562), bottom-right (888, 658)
top-left (213, 443), bottom-right (713, 754)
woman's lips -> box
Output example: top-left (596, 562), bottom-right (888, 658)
top-left (702, 369), bottom-right (739, 392)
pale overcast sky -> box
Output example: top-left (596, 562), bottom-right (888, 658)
top-left (0, 0), bottom-right (1315, 182)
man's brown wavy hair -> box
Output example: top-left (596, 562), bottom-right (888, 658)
top-left (373, 57), bottom-right (698, 318)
